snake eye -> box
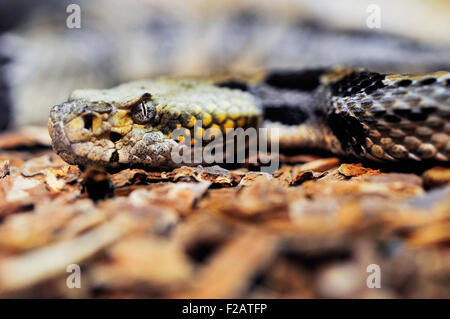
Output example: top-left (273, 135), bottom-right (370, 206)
top-left (131, 99), bottom-right (157, 124)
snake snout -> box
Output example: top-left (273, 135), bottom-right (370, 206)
top-left (49, 102), bottom-right (78, 154)
top-left (49, 101), bottom-right (121, 166)
top-left (48, 117), bottom-right (73, 155)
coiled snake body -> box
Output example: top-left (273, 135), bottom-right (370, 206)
top-left (49, 68), bottom-right (450, 168)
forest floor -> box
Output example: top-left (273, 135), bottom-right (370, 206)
top-left (0, 126), bottom-right (448, 298)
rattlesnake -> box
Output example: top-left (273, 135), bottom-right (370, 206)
top-left (49, 67), bottom-right (450, 168)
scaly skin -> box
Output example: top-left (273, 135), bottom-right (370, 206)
top-left (49, 68), bottom-right (450, 168)
top-left (48, 78), bottom-right (261, 168)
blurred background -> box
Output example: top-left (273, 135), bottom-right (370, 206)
top-left (0, 0), bottom-right (449, 130)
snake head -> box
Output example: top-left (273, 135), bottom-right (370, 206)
top-left (48, 79), bottom-right (261, 168)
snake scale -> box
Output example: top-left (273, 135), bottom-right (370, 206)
top-left (49, 67), bottom-right (450, 169)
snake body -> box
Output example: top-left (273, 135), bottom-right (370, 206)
top-left (49, 68), bottom-right (450, 168)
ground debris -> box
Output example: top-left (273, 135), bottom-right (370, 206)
top-left (338, 163), bottom-right (380, 177)
top-left (0, 161), bottom-right (9, 178)
top-left (175, 228), bottom-right (278, 298)
top-left (422, 166), bottom-right (450, 188)
top-left (0, 126), bottom-right (51, 149)
top-left (0, 127), bottom-right (448, 298)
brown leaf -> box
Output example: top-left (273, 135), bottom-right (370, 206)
top-left (208, 177), bottom-right (290, 221)
top-left (358, 172), bottom-right (422, 186)
top-left (0, 160), bottom-right (9, 178)
top-left (164, 165), bottom-right (243, 186)
top-left (110, 169), bottom-right (168, 188)
top-left (45, 165), bottom-right (82, 192)
top-left (129, 182), bottom-right (211, 215)
top-left (273, 165), bottom-right (293, 186)
top-left (0, 199), bottom-right (97, 252)
top-left (301, 178), bottom-right (423, 200)
top-left (338, 163), bottom-right (380, 177)
top-left (237, 171), bottom-right (274, 188)
top-left (3, 174), bottom-right (48, 202)
top-left (293, 157), bottom-right (340, 173)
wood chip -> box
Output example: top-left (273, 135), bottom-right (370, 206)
top-left (129, 182), bottom-right (211, 215)
top-left (0, 125), bottom-right (448, 298)
top-left (0, 126), bottom-right (51, 149)
top-left (0, 216), bottom-right (133, 293)
top-left (90, 237), bottom-right (193, 291)
top-left (423, 167), bottom-right (450, 188)
top-left (338, 163), bottom-right (380, 177)
top-left (0, 160), bottom-right (9, 178)
top-left (293, 157), bottom-right (340, 173)
top-left (177, 229), bottom-right (278, 298)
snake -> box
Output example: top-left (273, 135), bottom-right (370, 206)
top-left (48, 67), bottom-right (450, 169)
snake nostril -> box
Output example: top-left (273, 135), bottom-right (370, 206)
top-left (110, 132), bottom-right (122, 142)
top-left (82, 114), bottom-right (94, 130)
